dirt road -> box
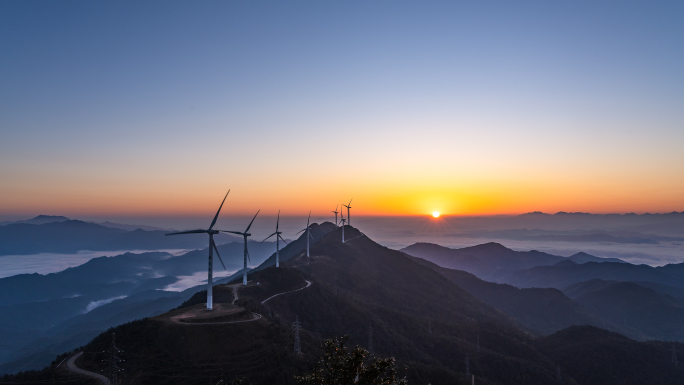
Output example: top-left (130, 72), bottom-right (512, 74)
top-left (66, 351), bottom-right (110, 385)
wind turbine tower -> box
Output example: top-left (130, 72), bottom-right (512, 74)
top-left (296, 211), bottom-right (314, 257)
top-left (343, 199), bottom-right (353, 226)
top-left (223, 210), bottom-right (260, 285)
top-left (340, 212), bottom-right (347, 243)
top-left (332, 205), bottom-right (339, 226)
top-left (165, 191), bottom-right (230, 310)
top-left (261, 211), bottom-right (288, 268)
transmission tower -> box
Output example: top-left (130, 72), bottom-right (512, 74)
top-left (293, 316), bottom-right (302, 355)
top-left (107, 333), bottom-right (122, 385)
top-left (368, 322), bottom-right (374, 356)
top-left (464, 355), bottom-right (470, 380)
top-left (672, 345), bottom-right (678, 366)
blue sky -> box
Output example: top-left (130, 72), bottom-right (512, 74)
top-left (1, 1), bottom-right (683, 218)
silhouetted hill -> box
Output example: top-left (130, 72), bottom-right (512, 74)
top-left (563, 279), bottom-right (684, 341)
top-left (0, 251), bottom-right (170, 306)
top-left (408, 256), bottom-right (616, 336)
top-left (254, 221), bottom-right (337, 271)
top-left (534, 326), bottom-right (684, 385)
top-left (0, 289), bottom-right (191, 375)
top-left (400, 243), bottom-right (628, 284)
top-left (400, 242), bottom-right (564, 281)
top-left (0, 220), bottom-right (241, 255)
top-left (567, 251), bottom-right (625, 264)
top-left (503, 261), bottom-right (684, 289)
top-left (0, 239), bottom-right (283, 373)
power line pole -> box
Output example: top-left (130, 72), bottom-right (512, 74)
top-left (294, 316), bottom-right (302, 356)
top-left (672, 345), bottom-right (678, 366)
top-left (464, 355), bottom-right (470, 381)
top-left (108, 333), bottom-right (122, 385)
top-left (368, 322), bottom-right (374, 356)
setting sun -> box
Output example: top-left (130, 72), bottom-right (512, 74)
top-left (432, 211), bottom-right (440, 218)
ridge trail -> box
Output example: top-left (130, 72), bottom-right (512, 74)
top-left (170, 280), bottom-right (312, 325)
top-left (65, 351), bottom-right (110, 385)
top-left (261, 280), bottom-right (312, 305)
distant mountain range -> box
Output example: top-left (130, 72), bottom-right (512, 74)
top-left (447, 228), bottom-right (683, 244)
top-left (400, 242), bottom-right (625, 282)
top-left (0, 214), bottom-right (173, 231)
top-left (402, 241), bottom-right (684, 343)
top-left (0, 219), bottom-right (242, 255)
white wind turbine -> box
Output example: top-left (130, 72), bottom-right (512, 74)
top-left (261, 211), bottom-right (288, 268)
top-left (165, 190), bottom-right (230, 310)
top-left (340, 209), bottom-right (347, 243)
top-left (332, 205), bottom-right (339, 226)
top-left (296, 211), bottom-right (314, 257)
top-left (343, 199), bottom-right (353, 226)
top-left (222, 210), bottom-right (260, 285)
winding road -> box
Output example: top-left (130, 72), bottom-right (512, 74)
top-left (65, 351), bottom-right (110, 385)
top-left (261, 280), bottom-right (312, 304)
top-left (64, 280), bottom-right (314, 382)
top-left (171, 280), bottom-right (312, 325)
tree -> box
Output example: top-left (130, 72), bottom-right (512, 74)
top-left (296, 336), bottom-right (408, 385)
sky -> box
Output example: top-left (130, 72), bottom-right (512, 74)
top-left (1, 1), bottom-right (683, 219)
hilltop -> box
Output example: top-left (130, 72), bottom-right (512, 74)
top-left (5, 224), bottom-right (684, 384)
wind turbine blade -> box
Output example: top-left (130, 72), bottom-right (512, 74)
top-left (220, 230), bottom-right (244, 235)
top-left (278, 234), bottom-right (289, 244)
top-left (209, 190), bottom-right (230, 230)
top-left (212, 239), bottom-right (227, 270)
top-left (295, 228), bottom-right (306, 235)
top-left (165, 229), bottom-right (206, 236)
top-left (246, 248), bottom-right (251, 263)
top-left (261, 233), bottom-right (277, 242)
top-left (245, 210), bottom-right (260, 233)
top-left (276, 210), bottom-right (280, 232)
top-left (307, 211), bottom-right (311, 227)
top-left (348, 198), bottom-right (353, 206)
top-left (309, 232), bottom-right (314, 240)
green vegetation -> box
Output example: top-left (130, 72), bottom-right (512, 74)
top-left (296, 336), bottom-right (407, 385)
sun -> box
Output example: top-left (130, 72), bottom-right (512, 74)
top-left (432, 211), bottom-right (440, 218)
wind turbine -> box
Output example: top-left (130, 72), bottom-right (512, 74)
top-left (343, 199), bottom-right (353, 226)
top-left (261, 210), bottom-right (288, 268)
top-left (332, 205), bottom-right (339, 226)
top-left (340, 211), bottom-right (347, 243)
top-left (165, 190), bottom-right (230, 310)
top-left (222, 210), bottom-right (260, 285)
top-left (296, 211), bottom-right (314, 257)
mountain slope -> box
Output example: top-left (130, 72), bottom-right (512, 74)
top-left (400, 242), bottom-right (564, 281)
top-left (563, 279), bottom-right (684, 341)
top-left (503, 262), bottom-right (684, 290)
top-left (254, 222), bottom-right (337, 271)
top-left (6, 228), bottom-right (684, 384)
top-left (534, 326), bottom-right (684, 385)
top-left (407, 256), bottom-right (615, 336)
